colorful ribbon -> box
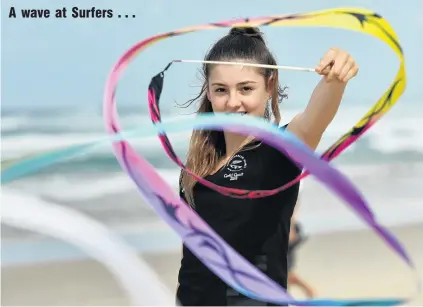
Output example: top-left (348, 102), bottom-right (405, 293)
top-left (1, 117), bottom-right (418, 305)
top-left (146, 7), bottom-right (406, 198)
top-left (1, 6), bottom-right (418, 306)
top-left (103, 6), bottom-right (416, 306)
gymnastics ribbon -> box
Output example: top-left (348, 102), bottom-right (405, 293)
top-left (104, 6), bottom-right (417, 306)
top-left (1, 118), bottom-right (418, 305)
top-left (148, 7), bottom-right (406, 198)
top-left (1, 6), bottom-right (417, 306)
top-left (1, 193), bottom-right (174, 306)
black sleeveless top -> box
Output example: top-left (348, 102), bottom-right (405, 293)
top-left (176, 127), bottom-right (302, 306)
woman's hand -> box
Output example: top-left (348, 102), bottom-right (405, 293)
top-left (315, 47), bottom-right (359, 83)
top-left (287, 47), bottom-right (358, 150)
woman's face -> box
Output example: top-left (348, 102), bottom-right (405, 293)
top-left (206, 64), bottom-right (271, 118)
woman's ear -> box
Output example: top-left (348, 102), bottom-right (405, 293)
top-left (266, 75), bottom-right (275, 95)
top-left (206, 86), bottom-right (211, 102)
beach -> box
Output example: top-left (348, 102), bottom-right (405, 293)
top-left (2, 223), bottom-right (422, 306)
top-left (2, 102), bottom-right (423, 306)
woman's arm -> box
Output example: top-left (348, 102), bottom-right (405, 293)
top-left (287, 47), bottom-right (359, 150)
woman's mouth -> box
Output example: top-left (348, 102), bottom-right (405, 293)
top-left (230, 112), bottom-right (247, 116)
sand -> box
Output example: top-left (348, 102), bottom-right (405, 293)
top-left (2, 223), bottom-right (422, 306)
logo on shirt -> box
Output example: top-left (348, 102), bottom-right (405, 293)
top-left (224, 154), bottom-right (247, 181)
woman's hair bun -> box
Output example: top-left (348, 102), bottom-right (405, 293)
top-left (229, 26), bottom-right (265, 44)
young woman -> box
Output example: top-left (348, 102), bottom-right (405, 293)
top-left (176, 26), bottom-right (358, 306)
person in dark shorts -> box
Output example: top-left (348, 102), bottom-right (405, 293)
top-left (287, 195), bottom-right (316, 298)
top-left (287, 223), bottom-right (316, 298)
top-left (176, 25), bottom-right (359, 306)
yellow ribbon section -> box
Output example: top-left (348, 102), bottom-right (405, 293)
top-left (232, 7), bottom-right (406, 160)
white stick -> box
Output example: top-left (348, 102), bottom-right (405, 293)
top-left (174, 59), bottom-right (315, 72)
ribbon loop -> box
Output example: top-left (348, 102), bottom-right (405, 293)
top-left (1, 6), bottom-right (418, 306)
top-left (103, 7), bottom-right (415, 306)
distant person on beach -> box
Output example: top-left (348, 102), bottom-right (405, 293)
top-left (287, 194), bottom-right (316, 298)
top-left (176, 26), bottom-right (359, 306)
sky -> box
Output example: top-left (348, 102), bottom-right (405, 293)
top-left (1, 0), bottom-right (422, 112)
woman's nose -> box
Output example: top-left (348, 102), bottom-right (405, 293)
top-left (226, 93), bottom-right (242, 110)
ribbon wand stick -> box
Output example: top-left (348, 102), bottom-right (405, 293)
top-left (173, 59), bottom-right (316, 72)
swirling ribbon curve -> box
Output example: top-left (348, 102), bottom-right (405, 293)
top-left (103, 6), bottom-right (417, 306)
top-left (1, 6), bottom-right (418, 306)
top-left (1, 192), bottom-right (174, 306)
top-left (148, 7), bottom-right (406, 198)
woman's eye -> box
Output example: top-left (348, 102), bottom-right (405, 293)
top-left (241, 86), bottom-right (253, 92)
top-left (215, 88), bottom-right (225, 92)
